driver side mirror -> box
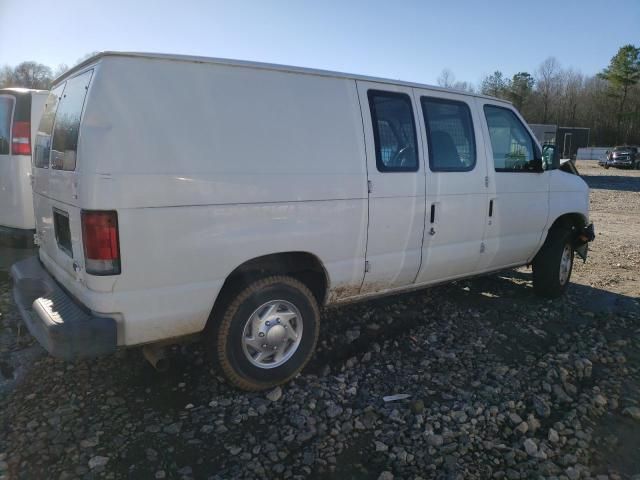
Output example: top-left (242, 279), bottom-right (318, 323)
top-left (541, 144), bottom-right (559, 170)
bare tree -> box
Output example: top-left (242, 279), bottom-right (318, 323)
top-left (437, 68), bottom-right (455, 88)
top-left (1, 62), bottom-right (53, 89)
top-left (75, 52), bottom-right (101, 66)
top-left (53, 64), bottom-right (70, 78)
top-left (452, 81), bottom-right (475, 93)
top-left (535, 57), bottom-right (562, 124)
top-left (0, 66), bottom-right (14, 88)
top-left (559, 69), bottom-right (583, 126)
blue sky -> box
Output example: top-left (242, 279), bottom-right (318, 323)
top-left (1, 0), bottom-right (638, 85)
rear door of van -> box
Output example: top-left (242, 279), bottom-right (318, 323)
top-left (33, 69), bottom-right (94, 279)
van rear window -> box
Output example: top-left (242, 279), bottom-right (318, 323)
top-left (0, 96), bottom-right (14, 155)
top-left (367, 90), bottom-right (419, 172)
top-left (35, 86), bottom-right (64, 168)
top-left (49, 70), bottom-right (93, 171)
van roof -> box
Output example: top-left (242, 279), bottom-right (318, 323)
top-left (58, 51), bottom-right (512, 105)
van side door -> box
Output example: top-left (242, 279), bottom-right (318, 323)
top-left (478, 100), bottom-right (549, 270)
top-left (356, 81), bottom-right (426, 292)
top-left (413, 89), bottom-right (489, 284)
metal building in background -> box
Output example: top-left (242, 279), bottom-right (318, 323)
top-left (529, 124), bottom-right (590, 159)
top-left (529, 124), bottom-right (557, 145)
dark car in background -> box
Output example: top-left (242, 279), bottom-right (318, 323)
top-left (603, 146), bottom-right (639, 169)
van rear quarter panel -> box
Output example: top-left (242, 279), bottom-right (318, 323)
top-left (79, 57), bottom-right (368, 345)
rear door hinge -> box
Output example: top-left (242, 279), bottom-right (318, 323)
top-left (364, 260), bottom-right (371, 272)
top-left (367, 180), bottom-right (373, 194)
top-left (484, 176), bottom-right (489, 188)
top-left (480, 242), bottom-right (486, 253)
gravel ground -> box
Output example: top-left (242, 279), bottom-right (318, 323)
top-left (0, 161), bottom-right (639, 480)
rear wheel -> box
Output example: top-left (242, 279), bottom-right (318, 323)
top-left (209, 276), bottom-right (320, 391)
top-left (532, 226), bottom-right (575, 298)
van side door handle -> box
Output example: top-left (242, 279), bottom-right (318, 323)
top-left (429, 203), bottom-right (436, 235)
top-left (489, 199), bottom-right (494, 217)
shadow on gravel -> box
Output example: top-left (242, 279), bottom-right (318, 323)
top-left (591, 412), bottom-right (640, 476)
top-left (582, 174), bottom-right (640, 192)
top-left (309, 268), bottom-right (638, 372)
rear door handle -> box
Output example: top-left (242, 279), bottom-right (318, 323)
top-left (429, 204), bottom-right (436, 235)
top-left (489, 199), bottom-right (494, 217)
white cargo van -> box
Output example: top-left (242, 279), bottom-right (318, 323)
top-left (0, 88), bottom-right (47, 245)
top-left (11, 52), bottom-right (594, 390)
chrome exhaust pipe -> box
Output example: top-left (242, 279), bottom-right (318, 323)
top-left (142, 344), bottom-right (169, 372)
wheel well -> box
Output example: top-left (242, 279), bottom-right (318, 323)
top-left (550, 213), bottom-right (587, 232)
top-left (209, 252), bottom-right (329, 325)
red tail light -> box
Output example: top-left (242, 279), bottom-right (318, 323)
top-left (11, 120), bottom-right (31, 155)
top-left (81, 211), bottom-right (121, 275)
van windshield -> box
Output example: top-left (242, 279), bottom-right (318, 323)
top-left (0, 96), bottom-right (14, 155)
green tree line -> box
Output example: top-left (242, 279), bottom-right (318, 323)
top-left (2, 46), bottom-right (639, 147)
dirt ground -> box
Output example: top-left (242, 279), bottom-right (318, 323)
top-left (569, 161), bottom-right (640, 302)
top-left (0, 161), bottom-right (638, 480)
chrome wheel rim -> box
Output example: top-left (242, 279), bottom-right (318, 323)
top-left (241, 300), bottom-right (303, 369)
top-left (559, 244), bottom-right (572, 286)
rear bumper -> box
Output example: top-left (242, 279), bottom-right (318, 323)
top-left (10, 256), bottom-right (117, 360)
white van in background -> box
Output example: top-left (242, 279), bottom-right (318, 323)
top-left (11, 52), bottom-right (594, 391)
top-left (0, 88), bottom-right (47, 246)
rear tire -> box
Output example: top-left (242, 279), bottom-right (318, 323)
top-left (532, 226), bottom-right (575, 298)
top-left (209, 275), bottom-right (320, 391)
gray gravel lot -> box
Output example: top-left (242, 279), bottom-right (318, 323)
top-left (0, 160), bottom-right (639, 480)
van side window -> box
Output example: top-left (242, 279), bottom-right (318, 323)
top-left (368, 91), bottom-right (418, 172)
top-left (484, 105), bottom-right (539, 172)
top-left (421, 97), bottom-right (476, 172)
top-left (50, 70), bottom-right (93, 171)
top-left (34, 85), bottom-right (65, 168)
top-left (0, 96), bottom-right (14, 156)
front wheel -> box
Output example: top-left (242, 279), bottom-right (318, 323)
top-left (532, 226), bottom-right (575, 298)
top-left (209, 276), bottom-right (320, 391)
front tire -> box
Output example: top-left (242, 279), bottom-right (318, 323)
top-left (532, 226), bottom-right (575, 298)
top-left (210, 276), bottom-right (320, 391)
